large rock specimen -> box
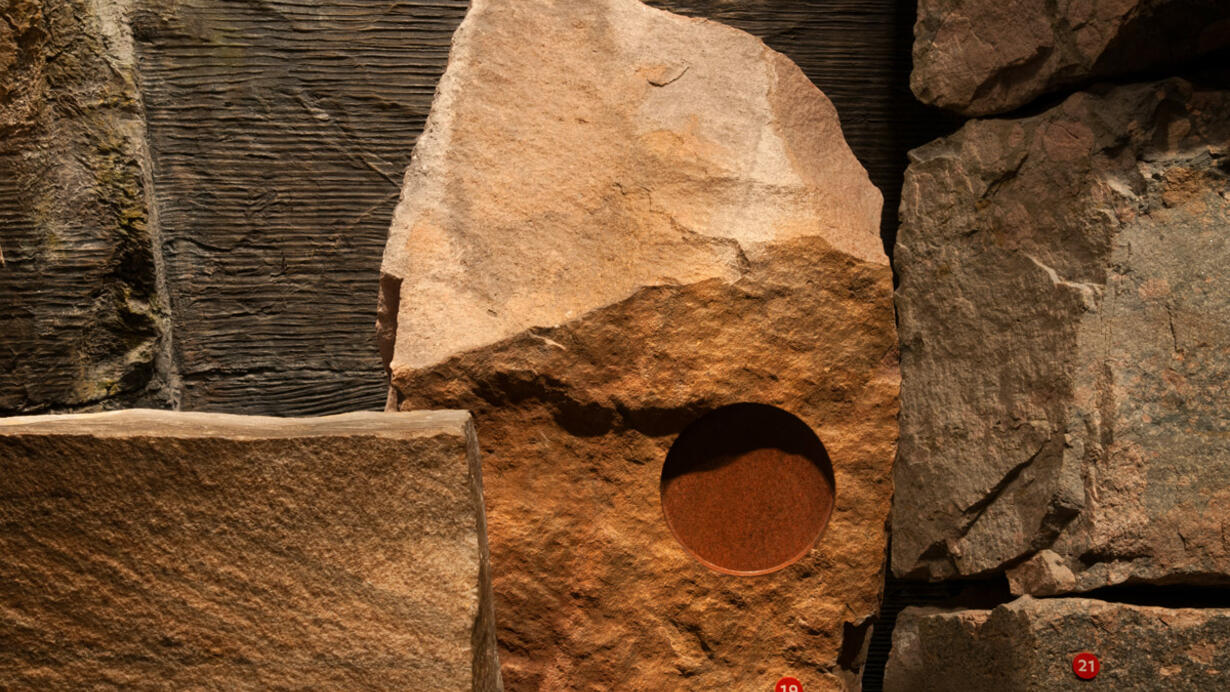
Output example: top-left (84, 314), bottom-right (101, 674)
top-left (912, 0), bottom-right (1230, 115)
top-left (893, 77), bottom-right (1230, 592)
top-left (0, 410), bottom-right (501, 690)
top-left (0, 0), bottom-right (169, 413)
top-left (379, 0), bottom-right (899, 688)
top-left (885, 597), bottom-right (1230, 690)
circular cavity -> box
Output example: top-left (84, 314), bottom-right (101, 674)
top-left (660, 403), bottom-right (835, 576)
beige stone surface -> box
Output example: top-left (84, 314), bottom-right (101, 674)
top-left (380, 0), bottom-right (897, 688)
top-left (893, 78), bottom-right (1230, 591)
top-left (886, 597), bottom-right (1230, 691)
top-left (0, 409), bottom-right (501, 691)
top-left (912, 0), bottom-right (1230, 115)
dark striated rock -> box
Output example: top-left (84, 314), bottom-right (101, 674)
top-left (0, 0), bottom-right (168, 413)
top-left (912, 0), bottom-right (1230, 115)
top-left (130, 0), bottom-right (472, 415)
top-left (893, 77), bottom-right (1230, 592)
top-left (380, 1), bottom-right (899, 688)
top-left (885, 597), bottom-right (1230, 690)
top-left (0, 409), bottom-right (501, 690)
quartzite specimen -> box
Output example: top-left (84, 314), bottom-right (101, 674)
top-left (379, 0), bottom-right (899, 688)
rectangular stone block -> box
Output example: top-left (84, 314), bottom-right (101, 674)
top-left (886, 596), bottom-right (1230, 690)
top-left (0, 410), bottom-right (500, 690)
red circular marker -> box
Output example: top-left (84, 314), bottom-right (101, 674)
top-left (1073, 652), bottom-right (1100, 680)
top-left (775, 676), bottom-right (803, 692)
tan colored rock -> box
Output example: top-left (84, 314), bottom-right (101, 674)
top-left (893, 78), bottom-right (1230, 591)
top-left (379, 0), bottom-right (898, 688)
top-left (0, 410), bottom-right (501, 691)
top-left (912, 0), bottom-right (1230, 115)
top-left (886, 597), bottom-right (1230, 691)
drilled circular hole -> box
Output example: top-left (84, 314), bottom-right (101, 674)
top-left (660, 403), bottom-right (835, 576)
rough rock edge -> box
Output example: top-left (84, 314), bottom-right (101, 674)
top-left (378, 0), bottom-right (885, 379)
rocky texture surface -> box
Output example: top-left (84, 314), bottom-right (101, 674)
top-left (885, 597), bottom-right (1230, 690)
top-left (893, 77), bottom-right (1230, 592)
top-left (912, 0), bottom-right (1230, 116)
top-left (129, 0), bottom-right (472, 414)
top-left (381, 1), bottom-right (899, 688)
top-left (650, 0), bottom-right (960, 248)
top-left (0, 0), bottom-right (170, 414)
top-left (2, 0), bottom-right (949, 416)
top-left (0, 409), bottom-right (501, 690)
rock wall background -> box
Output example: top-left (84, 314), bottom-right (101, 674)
top-left (4, 0), bottom-right (1229, 688)
top-left (0, 0), bottom-right (956, 417)
top-left (886, 0), bottom-right (1230, 687)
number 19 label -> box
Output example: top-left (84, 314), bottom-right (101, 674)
top-left (776, 676), bottom-right (802, 692)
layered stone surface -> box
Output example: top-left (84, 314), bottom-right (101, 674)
top-left (893, 77), bottom-right (1230, 592)
top-left (379, 1), bottom-right (898, 688)
top-left (0, 410), bottom-right (501, 690)
top-left (0, 0), bottom-right (168, 413)
top-left (885, 597), bottom-right (1230, 690)
top-left (129, 0), bottom-right (474, 414)
top-left (912, 0), bottom-right (1230, 115)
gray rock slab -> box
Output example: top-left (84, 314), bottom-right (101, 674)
top-left (893, 77), bottom-right (1230, 591)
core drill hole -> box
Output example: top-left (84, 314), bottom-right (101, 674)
top-left (660, 403), bottom-right (835, 576)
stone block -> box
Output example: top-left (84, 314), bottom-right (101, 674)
top-left (0, 409), bottom-right (500, 690)
top-left (886, 597), bottom-right (1230, 690)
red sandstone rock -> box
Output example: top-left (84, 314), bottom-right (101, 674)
top-left (379, 1), bottom-right (898, 688)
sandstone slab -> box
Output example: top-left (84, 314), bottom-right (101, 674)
top-left (893, 77), bottom-right (1230, 592)
top-left (885, 596), bottom-right (1230, 690)
top-left (380, 1), bottom-right (898, 688)
top-left (0, 409), bottom-right (500, 690)
top-left (912, 0), bottom-right (1230, 115)
top-left (0, 0), bottom-right (168, 413)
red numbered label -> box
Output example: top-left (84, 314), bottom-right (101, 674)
top-left (1072, 652), bottom-right (1100, 680)
top-left (776, 676), bottom-right (802, 692)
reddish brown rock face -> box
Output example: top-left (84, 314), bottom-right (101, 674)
top-left (660, 403), bottom-right (835, 576)
top-left (887, 597), bottom-right (1230, 691)
top-left (379, 0), bottom-right (898, 688)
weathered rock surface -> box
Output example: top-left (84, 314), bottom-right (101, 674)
top-left (912, 0), bottom-right (1230, 115)
top-left (380, 1), bottom-right (898, 688)
top-left (0, 0), bottom-right (169, 413)
top-left (129, 0), bottom-right (474, 414)
top-left (893, 77), bottom-right (1230, 592)
top-left (3, 0), bottom-right (948, 417)
top-left (0, 409), bottom-right (501, 690)
top-left (885, 597), bottom-right (1230, 690)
